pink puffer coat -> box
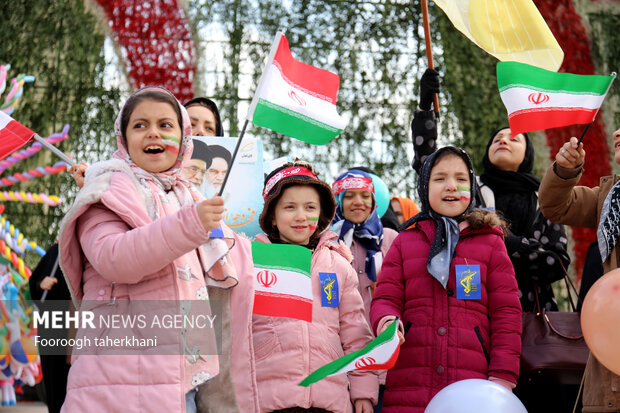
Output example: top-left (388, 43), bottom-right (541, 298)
top-left (253, 231), bottom-right (379, 412)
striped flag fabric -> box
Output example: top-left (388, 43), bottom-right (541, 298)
top-left (247, 32), bottom-right (348, 145)
top-left (497, 62), bottom-right (615, 136)
top-left (251, 241), bottom-right (313, 322)
top-left (299, 318), bottom-right (401, 387)
top-left (0, 112), bottom-right (35, 161)
top-left (433, 0), bottom-right (564, 72)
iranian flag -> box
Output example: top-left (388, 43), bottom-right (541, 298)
top-left (247, 32), bottom-right (348, 145)
top-left (252, 241), bottom-right (313, 322)
top-left (299, 318), bottom-right (401, 387)
top-left (497, 62), bottom-right (615, 135)
top-left (0, 112), bottom-right (35, 160)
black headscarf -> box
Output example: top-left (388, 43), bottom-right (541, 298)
top-left (479, 127), bottom-right (540, 236)
top-left (184, 97), bottom-right (224, 137)
top-left (401, 146), bottom-right (477, 288)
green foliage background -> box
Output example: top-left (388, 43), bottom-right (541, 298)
top-left (0, 0), bottom-right (617, 271)
top-left (0, 0), bottom-right (121, 266)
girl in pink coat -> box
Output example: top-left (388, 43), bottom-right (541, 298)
top-left (370, 147), bottom-right (522, 412)
top-left (58, 87), bottom-right (246, 413)
top-left (254, 161), bottom-right (379, 413)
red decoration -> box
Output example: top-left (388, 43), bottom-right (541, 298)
top-left (535, 0), bottom-right (611, 282)
top-left (93, 0), bottom-right (195, 103)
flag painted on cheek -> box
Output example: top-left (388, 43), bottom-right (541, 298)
top-left (362, 201), bottom-right (373, 210)
top-left (457, 185), bottom-right (471, 201)
top-left (307, 216), bottom-right (318, 232)
top-left (162, 135), bottom-right (180, 155)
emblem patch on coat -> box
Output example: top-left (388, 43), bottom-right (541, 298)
top-left (319, 272), bottom-right (339, 307)
top-left (455, 264), bottom-right (481, 300)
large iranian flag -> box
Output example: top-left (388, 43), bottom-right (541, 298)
top-left (0, 112), bottom-right (35, 160)
top-left (247, 32), bottom-right (348, 145)
top-left (497, 62), bottom-right (615, 135)
top-left (299, 318), bottom-right (401, 387)
top-left (251, 241), bottom-right (313, 322)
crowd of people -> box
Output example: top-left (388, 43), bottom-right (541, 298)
top-left (27, 67), bottom-right (619, 413)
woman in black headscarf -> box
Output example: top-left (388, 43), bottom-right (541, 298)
top-left (479, 127), bottom-right (570, 313)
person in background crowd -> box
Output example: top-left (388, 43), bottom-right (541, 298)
top-left (331, 167), bottom-right (398, 412)
top-left (538, 129), bottom-right (620, 413)
top-left (390, 196), bottom-right (419, 226)
top-left (29, 243), bottom-right (71, 413)
top-left (184, 97), bottom-right (224, 137)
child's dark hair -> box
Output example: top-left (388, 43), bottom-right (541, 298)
top-left (433, 146), bottom-right (469, 166)
top-left (120, 89), bottom-right (182, 141)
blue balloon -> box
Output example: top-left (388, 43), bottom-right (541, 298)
top-left (369, 173), bottom-right (389, 218)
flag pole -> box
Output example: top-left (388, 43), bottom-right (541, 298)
top-left (32, 134), bottom-right (75, 166)
top-left (421, 0), bottom-right (440, 118)
top-left (577, 71), bottom-right (617, 145)
top-left (216, 31), bottom-right (283, 197)
top-left (217, 120), bottom-right (249, 197)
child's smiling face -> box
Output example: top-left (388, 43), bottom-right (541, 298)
top-left (428, 154), bottom-right (471, 217)
top-left (126, 98), bottom-right (182, 173)
top-left (342, 189), bottom-right (373, 224)
top-left (272, 185), bottom-right (321, 245)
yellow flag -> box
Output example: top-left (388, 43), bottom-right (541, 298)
top-left (433, 0), bottom-right (564, 72)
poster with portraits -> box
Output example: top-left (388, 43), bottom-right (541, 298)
top-left (192, 136), bottom-right (264, 238)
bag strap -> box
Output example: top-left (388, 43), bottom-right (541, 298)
top-left (556, 259), bottom-right (581, 312)
top-left (572, 367), bottom-right (586, 413)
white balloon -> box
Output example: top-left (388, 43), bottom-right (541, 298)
top-left (425, 379), bottom-right (527, 413)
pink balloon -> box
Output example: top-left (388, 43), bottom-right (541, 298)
top-left (581, 268), bottom-right (620, 375)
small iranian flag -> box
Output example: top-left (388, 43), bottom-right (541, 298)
top-left (252, 241), bottom-right (313, 322)
top-left (0, 112), bottom-right (35, 160)
top-left (299, 318), bottom-right (401, 387)
top-left (247, 32), bottom-right (348, 145)
top-left (497, 62), bottom-right (615, 135)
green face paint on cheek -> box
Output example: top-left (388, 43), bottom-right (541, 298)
top-left (457, 185), bottom-right (471, 201)
top-left (307, 216), bottom-right (318, 232)
top-left (162, 135), bottom-right (180, 155)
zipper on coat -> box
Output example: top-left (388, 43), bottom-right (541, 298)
top-left (474, 326), bottom-right (490, 364)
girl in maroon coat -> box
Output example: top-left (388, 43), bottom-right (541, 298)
top-left (370, 146), bottom-right (522, 412)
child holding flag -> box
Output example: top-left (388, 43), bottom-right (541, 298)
top-left (58, 87), bottom-right (254, 413)
top-left (370, 147), bottom-right (522, 412)
top-left (255, 160), bottom-right (378, 412)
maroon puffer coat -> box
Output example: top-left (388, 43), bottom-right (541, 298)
top-left (370, 220), bottom-right (521, 412)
